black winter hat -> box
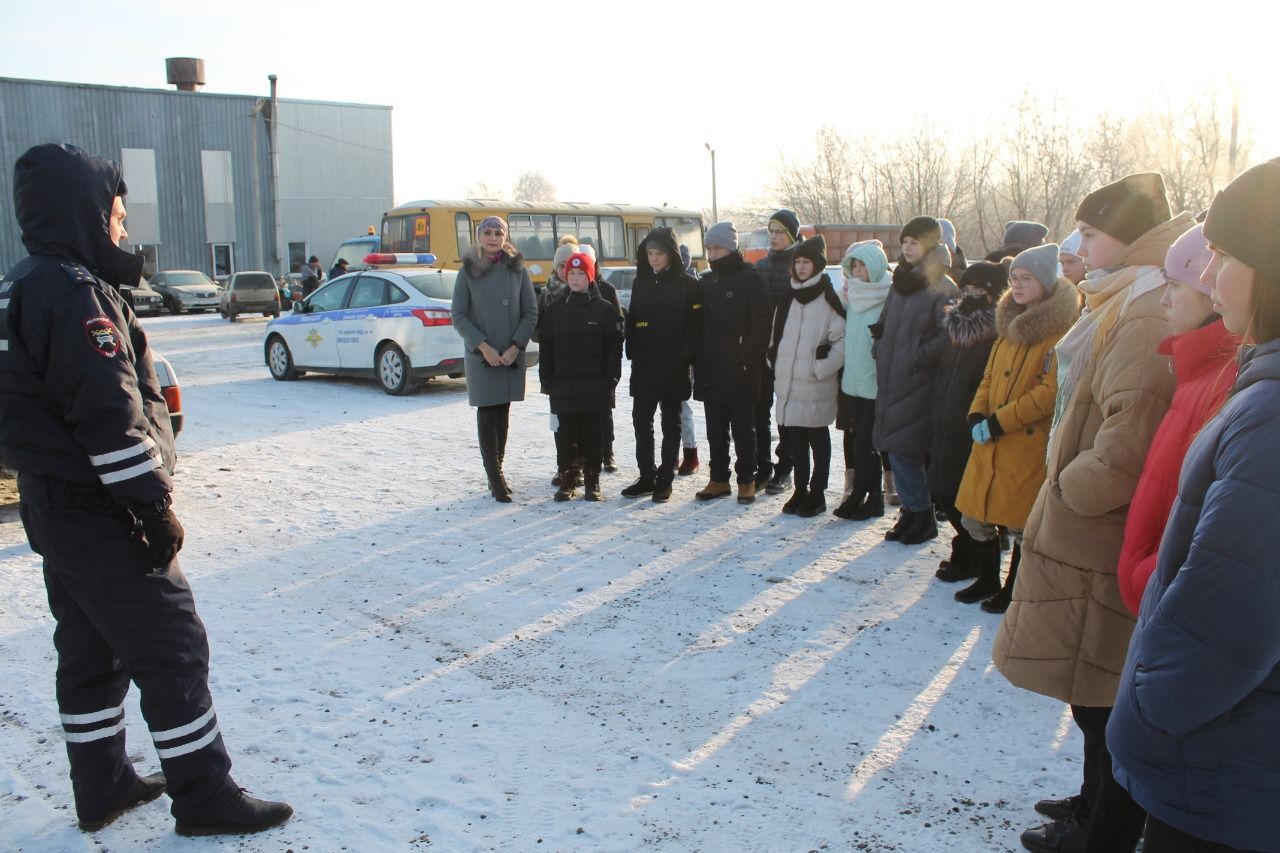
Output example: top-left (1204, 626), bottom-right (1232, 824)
top-left (1204, 156), bottom-right (1280, 281)
top-left (959, 260), bottom-right (1010, 297)
top-left (769, 209), bottom-right (801, 243)
top-left (1075, 172), bottom-right (1171, 245)
top-left (1001, 220), bottom-right (1049, 252)
top-left (793, 235), bottom-right (827, 271)
top-left (900, 215), bottom-right (942, 243)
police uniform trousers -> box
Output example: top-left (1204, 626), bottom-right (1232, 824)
top-left (19, 475), bottom-right (234, 819)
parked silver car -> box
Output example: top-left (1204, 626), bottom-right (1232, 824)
top-left (219, 271), bottom-right (281, 321)
top-left (148, 270), bottom-right (222, 314)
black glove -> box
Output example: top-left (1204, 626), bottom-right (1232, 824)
top-left (141, 508), bottom-right (185, 569)
top-left (868, 322), bottom-right (884, 340)
top-left (815, 342), bottom-right (832, 359)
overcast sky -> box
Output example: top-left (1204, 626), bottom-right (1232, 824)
top-left (4, 0), bottom-right (1276, 213)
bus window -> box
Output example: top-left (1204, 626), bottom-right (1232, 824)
top-left (510, 214), bottom-right (554, 259)
top-left (381, 214), bottom-right (431, 254)
top-left (600, 216), bottom-right (625, 259)
top-left (556, 216), bottom-right (600, 254)
top-left (657, 216), bottom-right (705, 259)
top-left (455, 213), bottom-right (472, 260)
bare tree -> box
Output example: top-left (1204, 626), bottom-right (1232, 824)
top-left (513, 170), bottom-right (556, 203)
top-left (464, 180), bottom-right (504, 199)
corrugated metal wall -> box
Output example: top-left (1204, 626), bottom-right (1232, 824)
top-left (0, 77), bottom-right (392, 279)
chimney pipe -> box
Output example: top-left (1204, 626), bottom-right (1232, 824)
top-left (165, 57), bottom-right (206, 92)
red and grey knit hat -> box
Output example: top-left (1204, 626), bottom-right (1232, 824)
top-left (565, 251), bottom-right (595, 282)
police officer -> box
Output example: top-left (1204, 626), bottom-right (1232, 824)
top-left (0, 144), bottom-right (292, 836)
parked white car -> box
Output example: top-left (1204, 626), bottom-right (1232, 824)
top-left (263, 263), bottom-right (538, 396)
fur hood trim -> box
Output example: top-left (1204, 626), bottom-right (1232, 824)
top-left (945, 304), bottom-right (998, 348)
top-left (996, 277), bottom-right (1079, 346)
top-left (463, 245), bottom-right (525, 276)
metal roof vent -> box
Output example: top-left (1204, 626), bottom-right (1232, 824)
top-left (165, 58), bottom-right (206, 92)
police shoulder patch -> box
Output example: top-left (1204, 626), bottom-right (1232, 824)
top-left (61, 263), bottom-right (98, 285)
top-left (84, 316), bottom-right (122, 357)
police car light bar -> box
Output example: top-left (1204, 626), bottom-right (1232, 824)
top-left (364, 253), bottom-right (437, 265)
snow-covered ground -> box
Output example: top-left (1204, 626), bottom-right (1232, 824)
top-left (0, 313), bottom-right (1082, 852)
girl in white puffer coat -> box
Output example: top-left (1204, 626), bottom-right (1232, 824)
top-left (769, 235), bottom-right (846, 518)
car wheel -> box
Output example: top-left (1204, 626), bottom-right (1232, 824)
top-left (266, 335), bottom-right (298, 381)
top-left (166, 296), bottom-right (183, 315)
top-left (447, 372), bottom-right (463, 379)
top-left (377, 343), bottom-right (413, 396)
top-left (227, 310), bottom-right (238, 322)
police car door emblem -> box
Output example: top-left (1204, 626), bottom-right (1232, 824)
top-left (84, 316), bottom-right (121, 357)
top-left (305, 330), bottom-right (323, 348)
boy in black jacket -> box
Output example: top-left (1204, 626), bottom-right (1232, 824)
top-left (538, 252), bottom-right (624, 501)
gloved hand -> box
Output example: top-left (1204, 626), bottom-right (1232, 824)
top-left (971, 420), bottom-right (993, 445)
top-left (141, 508), bottom-right (185, 568)
top-left (815, 342), bottom-right (832, 359)
top-left (867, 322), bottom-right (884, 341)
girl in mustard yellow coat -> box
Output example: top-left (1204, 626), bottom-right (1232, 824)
top-left (954, 244), bottom-right (1079, 609)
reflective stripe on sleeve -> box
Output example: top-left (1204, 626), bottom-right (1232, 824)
top-left (98, 456), bottom-right (163, 485)
top-left (89, 437), bottom-right (157, 467)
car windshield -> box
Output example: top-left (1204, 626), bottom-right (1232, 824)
top-left (333, 239), bottom-right (378, 270)
top-left (404, 272), bottom-right (456, 301)
top-left (235, 273), bottom-right (275, 289)
top-left (167, 272), bottom-right (215, 287)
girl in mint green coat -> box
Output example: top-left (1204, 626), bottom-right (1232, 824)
top-left (834, 241), bottom-right (893, 520)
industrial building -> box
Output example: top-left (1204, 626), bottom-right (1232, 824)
top-left (0, 63), bottom-right (393, 281)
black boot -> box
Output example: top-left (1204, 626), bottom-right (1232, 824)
top-left (849, 492), bottom-right (884, 520)
top-left (477, 410), bottom-right (511, 503)
top-left (652, 474), bottom-right (674, 503)
top-left (495, 406), bottom-right (512, 496)
top-left (796, 489), bottom-right (826, 517)
top-left (1019, 815), bottom-right (1085, 853)
top-left (602, 442), bottom-right (618, 473)
top-left (554, 471), bottom-right (576, 501)
top-left (935, 535), bottom-right (978, 581)
top-left (78, 772), bottom-right (167, 832)
top-left (782, 486), bottom-right (809, 514)
top-left (898, 509), bottom-right (939, 545)
top-left (832, 491), bottom-right (866, 519)
top-left (622, 473), bottom-right (656, 498)
top-left (174, 786), bottom-right (294, 837)
top-left (982, 542), bottom-right (1021, 613)
top-left (884, 508), bottom-right (911, 540)
top-left (583, 468), bottom-right (603, 501)
top-left (955, 537), bottom-right (1002, 603)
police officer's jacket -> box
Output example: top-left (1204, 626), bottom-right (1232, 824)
top-left (0, 144), bottom-right (175, 515)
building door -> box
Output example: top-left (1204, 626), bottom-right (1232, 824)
top-left (211, 243), bottom-right (234, 282)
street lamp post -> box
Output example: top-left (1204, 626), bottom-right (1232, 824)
top-left (704, 142), bottom-right (718, 223)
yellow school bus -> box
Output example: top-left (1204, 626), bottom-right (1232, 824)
top-left (378, 199), bottom-right (706, 284)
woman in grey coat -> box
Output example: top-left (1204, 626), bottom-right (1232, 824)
top-left (452, 216), bottom-right (538, 501)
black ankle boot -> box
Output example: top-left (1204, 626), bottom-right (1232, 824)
top-left (955, 538), bottom-right (1002, 603)
top-left (174, 786), bottom-right (293, 837)
top-left (850, 492), bottom-right (884, 520)
top-left (981, 542), bottom-right (1020, 613)
top-left (782, 487), bottom-right (809, 514)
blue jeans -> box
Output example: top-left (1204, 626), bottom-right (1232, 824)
top-left (887, 452), bottom-right (930, 511)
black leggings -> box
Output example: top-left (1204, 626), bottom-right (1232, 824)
top-left (782, 425), bottom-right (831, 492)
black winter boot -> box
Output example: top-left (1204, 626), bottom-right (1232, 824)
top-left (621, 474), bottom-right (656, 498)
top-left (477, 410), bottom-right (511, 503)
top-left (602, 442), bottom-right (618, 473)
top-left (78, 772), bottom-right (167, 831)
top-left (955, 537), bottom-right (1002, 602)
top-left (583, 469), bottom-right (603, 501)
top-left (174, 786), bottom-right (293, 837)
top-left (982, 542), bottom-right (1021, 613)
top-left (935, 535), bottom-right (978, 581)
top-left (897, 509), bottom-right (939, 545)
top-left (850, 492), bottom-right (885, 520)
top-left (884, 508), bottom-right (911, 540)
top-left (554, 471), bottom-right (576, 502)
top-left (782, 487), bottom-right (809, 514)
top-left (796, 489), bottom-right (826, 517)
top-left (832, 491), bottom-right (866, 519)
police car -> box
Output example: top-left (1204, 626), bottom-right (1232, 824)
top-left (263, 253), bottom-right (540, 396)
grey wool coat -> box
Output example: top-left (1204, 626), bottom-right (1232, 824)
top-left (451, 247), bottom-right (539, 407)
top-left (871, 250), bottom-right (959, 455)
